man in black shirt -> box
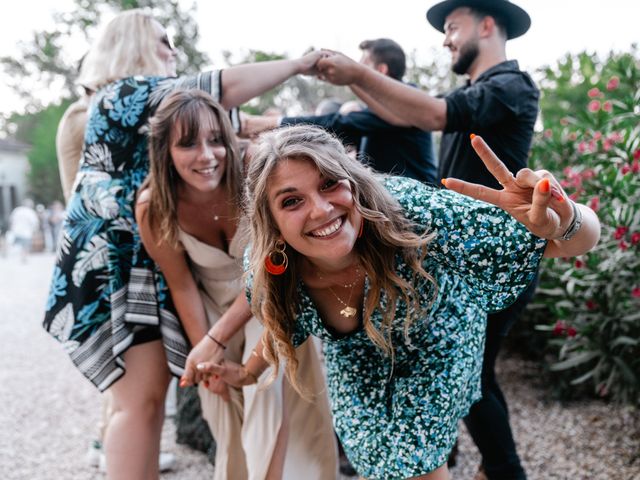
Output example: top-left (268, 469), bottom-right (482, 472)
top-left (241, 38), bottom-right (438, 184)
top-left (317, 1), bottom-right (537, 479)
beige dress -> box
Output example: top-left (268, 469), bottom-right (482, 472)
top-left (178, 227), bottom-right (338, 480)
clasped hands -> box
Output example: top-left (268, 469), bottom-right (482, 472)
top-left (180, 336), bottom-right (256, 402)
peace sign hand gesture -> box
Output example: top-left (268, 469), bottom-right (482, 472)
top-left (442, 134), bottom-right (574, 241)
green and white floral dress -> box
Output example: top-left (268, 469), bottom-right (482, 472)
top-left (286, 176), bottom-right (546, 479)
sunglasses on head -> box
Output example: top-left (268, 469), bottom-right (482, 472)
top-left (160, 34), bottom-right (175, 50)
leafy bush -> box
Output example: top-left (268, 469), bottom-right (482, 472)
top-left (523, 47), bottom-right (640, 403)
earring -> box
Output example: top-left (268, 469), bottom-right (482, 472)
top-left (265, 240), bottom-right (288, 275)
top-left (358, 219), bottom-right (364, 238)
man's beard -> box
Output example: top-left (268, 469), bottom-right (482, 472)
top-left (452, 39), bottom-right (479, 75)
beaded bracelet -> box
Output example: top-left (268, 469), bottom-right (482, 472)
top-left (206, 332), bottom-right (227, 350)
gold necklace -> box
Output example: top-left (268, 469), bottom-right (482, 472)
top-left (317, 267), bottom-right (361, 318)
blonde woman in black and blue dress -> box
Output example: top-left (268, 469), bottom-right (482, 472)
top-left (185, 125), bottom-right (600, 479)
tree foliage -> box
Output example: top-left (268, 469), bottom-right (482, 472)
top-left (516, 46), bottom-right (640, 403)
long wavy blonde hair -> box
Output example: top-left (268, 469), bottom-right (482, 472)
top-left (245, 125), bottom-right (436, 393)
top-left (143, 89), bottom-right (243, 248)
top-left (77, 9), bottom-right (169, 92)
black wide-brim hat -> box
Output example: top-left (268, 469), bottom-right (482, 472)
top-left (426, 0), bottom-right (531, 39)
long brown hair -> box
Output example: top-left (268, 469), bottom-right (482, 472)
top-left (144, 89), bottom-right (243, 248)
top-left (245, 125), bottom-right (436, 394)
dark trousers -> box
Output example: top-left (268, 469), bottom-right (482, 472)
top-left (463, 278), bottom-right (537, 480)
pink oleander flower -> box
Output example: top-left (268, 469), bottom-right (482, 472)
top-left (581, 169), bottom-right (595, 179)
top-left (619, 240), bottom-right (629, 251)
top-left (621, 163), bottom-right (632, 175)
top-left (593, 131), bottom-right (602, 140)
top-left (588, 87), bottom-right (601, 98)
top-left (544, 129), bottom-right (553, 138)
top-left (602, 101), bottom-right (612, 112)
top-left (632, 287), bottom-right (640, 298)
top-left (631, 232), bottom-right (640, 245)
top-left (608, 131), bottom-right (624, 143)
top-left (566, 326), bottom-right (577, 338)
top-left (614, 226), bottom-right (629, 240)
top-left (586, 300), bottom-right (598, 310)
top-left (588, 196), bottom-right (600, 212)
top-left (606, 76), bottom-right (619, 91)
top-left (577, 142), bottom-right (587, 154)
top-left (588, 100), bottom-right (601, 112)
top-left (552, 320), bottom-right (566, 336)
top-left (603, 139), bottom-right (612, 151)
top-left (574, 259), bottom-right (584, 269)
top-left (633, 159), bottom-right (640, 174)
top-left (634, 149), bottom-right (640, 161)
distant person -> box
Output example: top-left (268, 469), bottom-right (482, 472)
top-left (316, 1), bottom-right (539, 478)
top-left (314, 97), bottom-right (343, 115)
top-left (242, 38), bottom-right (438, 184)
top-left (8, 198), bottom-right (39, 262)
top-left (42, 8), bottom-right (325, 479)
top-left (48, 200), bottom-right (65, 250)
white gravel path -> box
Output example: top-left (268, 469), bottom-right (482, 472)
top-left (1, 252), bottom-right (638, 480)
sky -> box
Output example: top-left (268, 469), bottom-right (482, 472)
top-left (0, 0), bottom-right (638, 116)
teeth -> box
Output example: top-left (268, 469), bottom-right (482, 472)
top-left (195, 165), bottom-right (218, 174)
top-left (310, 217), bottom-right (343, 237)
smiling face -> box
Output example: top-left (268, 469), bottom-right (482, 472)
top-left (170, 109), bottom-right (227, 193)
top-left (266, 156), bottom-right (362, 270)
top-left (443, 7), bottom-right (481, 75)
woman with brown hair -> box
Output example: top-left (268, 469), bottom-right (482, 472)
top-left (42, 9), bottom-right (324, 478)
top-left (136, 90), bottom-right (337, 479)
top-left (185, 125), bottom-right (600, 479)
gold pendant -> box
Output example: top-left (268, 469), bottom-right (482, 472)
top-left (340, 306), bottom-right (357, 318)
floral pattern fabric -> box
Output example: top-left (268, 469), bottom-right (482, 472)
top-left (289, 176), bottom-right (547, 479)
top-left (43, 72), bottom-right (222, 391)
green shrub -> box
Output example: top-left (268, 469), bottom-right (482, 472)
top-left (524, 47), bottom-right (640, 403)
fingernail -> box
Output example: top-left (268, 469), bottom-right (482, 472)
top-left (441, 178), bottom-right (448, 188)
top-left (551, 189), bottom-right (565, 201)
top-left (179, 378), bottom-right (187, 388)
top-left (196, 363), bottom-right (205, 370)
top-left (539, 178), bottom-right (550, 193)
top-left (470, 133), bottom-right (476, 140)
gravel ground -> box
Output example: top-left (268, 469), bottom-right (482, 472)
top-left (1, 252), bottom-right (638, 480)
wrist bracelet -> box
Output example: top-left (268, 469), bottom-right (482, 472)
top-left (560, 201), bottom-right (583, 241)
top-left (206, 332), bottom-right (227, 350)
top-left (243, 367), bottom-right (259, 384)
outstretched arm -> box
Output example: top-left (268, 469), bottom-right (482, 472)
top-left (220, 51), bottom-right (324, 110)
top-left (442, 135), bottom-right (601, 258)
top-left (317, 51), bottom-right (447, 131)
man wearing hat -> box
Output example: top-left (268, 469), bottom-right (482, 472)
top-left (317, 2), bottom-right (537, 479)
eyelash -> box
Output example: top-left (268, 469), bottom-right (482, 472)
top-left (280, 179), bottom-right (340, 209)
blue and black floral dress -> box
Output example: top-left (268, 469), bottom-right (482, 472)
top-left (43, 72), bottom-right (228, 391)
top-left (286, 176), bottom-right (546, 479)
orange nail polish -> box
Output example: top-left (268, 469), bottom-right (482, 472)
top-left (179, 379), bottom-right (187, 388)
top-left (540, 178), bottom-right (550, 193)
top-left (470, 133), bottom-right (476, 140)
top-left (441, 178), bottom-right (448, 188)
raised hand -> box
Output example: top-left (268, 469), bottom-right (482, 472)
top-left (317, 51), bottom-right (362, 85)
top-left (296, 50), bottom-right (328, 76)
top-left (442, 134), bottom-right (574, 240)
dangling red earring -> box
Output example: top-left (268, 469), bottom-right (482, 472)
top-left (358, 219), bottom-right (364, 238)
top-left (265, 240), bottom-right (288, 275)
